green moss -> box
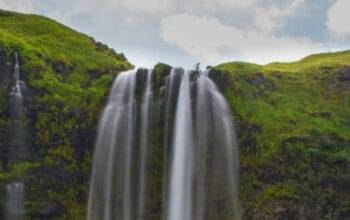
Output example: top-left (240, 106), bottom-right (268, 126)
top-left (215, 50), bottom-right (350, 218)
top-left (0, 161), bottom-right (40, 181)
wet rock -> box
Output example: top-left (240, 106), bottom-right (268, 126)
top-left (136, 68), bottom-right (149, 99)
top-left (208, 68), bottom-right (231, 92)
top-left (153, 63), bottom-right (172, 91)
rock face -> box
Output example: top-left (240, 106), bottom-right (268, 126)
top-left (337, 66), bottom-right (350, 81)
top-left (0, 49), bottom-right (12, 89)
top-left (0, 49), bottom-right (11, 171)
top-left (52, 61), bottom-right (74, 76)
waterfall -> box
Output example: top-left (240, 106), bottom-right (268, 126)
top-left (87, 68), bottom-right (240, 220)
top-left (87, 70), bottom-right (137, 220)
top-left (137, 69), bottom-right (153, 219)
top-left (167, 71), bottom-right (193, 220)
top-left (6, 53), bottom-right (28, 220)
top-left (6, 182), bottom-right (25, 220)
top-left (9, 52), bottom-right (28, 162)
top-left (192, 72), bottom-right (240, 220)
top-left (162, 68), bottom-right (183, 220)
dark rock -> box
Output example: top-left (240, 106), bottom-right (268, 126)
top-left (246, 72), bottom-right (276, 97)
top-left (309, 111), bottom-right (334, 118)
top-left (95, 41), bottom-right (109, 51)
top-left (189, 70), bottom-right (200, 82)
top-left (208, 68), bottom-right (231, 92)
top-left (153, 63), bottom-right (172, 91)
top-left (338, 66), bottom-right (350, 81)
top-left (52, 61), bottom-right (73, 75)
top-left (0, 9), bottom-right (15, 17)
top-left (28, 202), bottom-right (62, 219)
top-left (236, 119), bottom-right (262, 153)
top-left (93, 40), bottom-right (128, 62)
top-left (247, 72), bottom-right (265, 86)
top-left (136, 68), bottom-right (149, 99)
top-left (250, 200), bottom-right (324, 220)
top-left (0, 49), bottom-right (13, 90)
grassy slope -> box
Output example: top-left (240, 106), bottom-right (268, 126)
top-left (215, 50), bottom-right (350, 218)
top-left (0, 10), bottom-right (132, 219)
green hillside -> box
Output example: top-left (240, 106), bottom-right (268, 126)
top-left (0, 9), bottom-right (132, 219)
top-left (213, 50), bottom-right (350, 219)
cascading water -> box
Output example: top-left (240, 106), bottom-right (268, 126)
top-left (161, 68), bottom-right (183, 220)
top-left (6, 53), bottom-right (28, 220)
top-left (87, 67), bottom-right (240, 220)
top-left (137, 69), bottom-right (153, 219)
top-left (6, 182), bottom-right (25, 220)
top-left (192, 72), bottom-right (240, 220)
top-left (87, 70), bottom-right (137, 220)
top-left (9, 52), bottom-right (28, 161)
top-left (167, 71), bottom-right (193, 220)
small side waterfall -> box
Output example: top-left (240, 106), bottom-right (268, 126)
top-left (6, 53), bottom-right (28, 220)
top-left (6, 182), bottom-right (25, 220)
top-left (87, 67), bottom-right (240, 220)
top-left (9, 52), bottom-right (28, 161)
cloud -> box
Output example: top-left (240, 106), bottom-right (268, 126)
top-left (253, 0), bottom-right (305, 34)
top-left (199, 0), bottom-right (255, 9)
top-left (0, 0), bottom-right (36, 13)
top-left (0, 0), bottom-right (341, 67)
top-left (105, 0), bottom-right (167, 11)
top-left (327, 0), bottom-right (350, 38)
top-left (161, 14), bottom-right (322, 64)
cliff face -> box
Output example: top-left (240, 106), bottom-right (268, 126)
top-left (212, 51), bottom-right (350, 219)
top-left (0, 10), bottom-right (132, 219)
top-left (0, 9), bottom-right (350, 220)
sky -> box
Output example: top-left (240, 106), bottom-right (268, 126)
top-left (0, 0), bottom-right (349, 68)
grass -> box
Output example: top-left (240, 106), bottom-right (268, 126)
top-left (214, 50), bottom-right (350, 218)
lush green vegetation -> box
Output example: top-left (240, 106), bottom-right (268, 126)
top-left (214, 50), bottom-right (350, 218)
top-left (1, 8), bottom-right (350, 219)
top-left (0, 9), bottom-right (132, 219)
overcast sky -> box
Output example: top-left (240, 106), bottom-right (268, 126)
top-left (0, 0), bottom-right (349, 68)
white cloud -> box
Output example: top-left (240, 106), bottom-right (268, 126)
top-left (105, 0), bottom-right (167, 11)
top-left (102, 0), bottom-right (255, 15)
top-left (0, 0), bottom-right (36, 13)
top-left (200, 0), bottom-right (255, 9)
top-left (327, 0), bottom-right (350, 38)
top-left (253, 0), bottom-right (305, 34)
top-left (161, 14), bottom-right (322, 64)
